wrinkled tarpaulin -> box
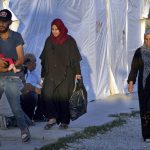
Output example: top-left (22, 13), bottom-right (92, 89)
top-left (1, 0), bottom-right (149, 101)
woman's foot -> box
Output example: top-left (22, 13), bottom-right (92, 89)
top-left (59, 123), bottom-right (68, 129)
top-left (44, 118), bottom-right (56, 130)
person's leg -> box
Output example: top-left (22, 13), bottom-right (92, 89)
top-left (59, 99), bottom-right (70, 126)
top-left (0, 78), bottom-right (4, 99)
top-left (21, 91), bottom-right (37, 120)
top-left (43, 99), bottom-right (58, 129)
top-left (5, 77), bottom-right (32, 142)
top-left (56, 79), bottom-right (72, 128)
top-left (44, 99), bottom-right (57, 119)
top-left (0, 78), bottom-right (5, 129)
top-left (33, 94), bottom-right (46, 121)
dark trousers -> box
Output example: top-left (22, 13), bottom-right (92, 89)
top-left (33, 95), bottom-right (46, 121)
top-left (44, 99), bottom-right (70, 125)
top-left (20, 91), bottom-right (38, 120)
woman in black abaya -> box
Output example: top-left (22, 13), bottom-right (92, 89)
top-left (128, 30), bottom-right (150, 141)
top-left (40, 18), bottom-right (82, 129)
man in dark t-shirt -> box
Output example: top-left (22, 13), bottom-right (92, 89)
top-left (0, 9), bottom-right (32, 142)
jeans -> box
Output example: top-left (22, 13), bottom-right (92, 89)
top-left (0, 76), bottom-right (32, 130)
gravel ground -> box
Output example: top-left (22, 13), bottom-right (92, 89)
top-left (60, 115), bottom-right (150, 150)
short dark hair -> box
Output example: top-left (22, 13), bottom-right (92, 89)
top-left (0, 9), bottom-right (12, 21)
top-left (24, 53), bottom-right (36, 65)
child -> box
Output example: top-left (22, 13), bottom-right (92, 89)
top-left (0, 54), bottom-right (20, 73)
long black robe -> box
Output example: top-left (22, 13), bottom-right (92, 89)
top-left (40, 35), bottom-right (81, 124)
top-left (128, 47), bottom-right (150, 139)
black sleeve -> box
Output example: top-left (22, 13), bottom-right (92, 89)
top-left (39, 38), bottom-right (49, 78)
top-left (69, 36), bottom-right (82, 74)
top-left (127, 49), bottom-right (141, 84)
top-left (40, 58), bottom-right (46, 78)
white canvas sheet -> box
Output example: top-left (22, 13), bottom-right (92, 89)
top-left (0, 0), bottom-right (147, 101)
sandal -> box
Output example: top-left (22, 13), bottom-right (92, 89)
top-left (59, 123), bottom-right (68, 129)
top-left (22, 133), bottom-right (30, 142)
top-left (21, 128), bottom-right (31, 143)
top-left (44, 122), bottom-right (56, 130)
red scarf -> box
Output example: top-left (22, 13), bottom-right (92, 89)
top-left (50, 18), bottom-right (69, 45)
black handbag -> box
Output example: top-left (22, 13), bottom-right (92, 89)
top-left (69, 79), bottom-right (87, 121)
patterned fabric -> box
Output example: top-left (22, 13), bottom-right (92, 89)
top-left (141, 45), bottom-right (150, 88)
top-left (141, 112), bottom-right (150, 127)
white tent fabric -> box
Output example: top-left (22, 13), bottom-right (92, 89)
top-left (0, 0), bottom-right (148, 101)
top-left (141, 0), bottom-right (150, 19)
top-left (0, 0), bottom-right (3, 10)
top-left (97, 0), bottom-right (128, 98)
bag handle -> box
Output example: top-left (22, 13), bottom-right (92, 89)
top-left (73, 77), bottom-right (83, 92)
top-left (73, 79), bottom-right (78, 92)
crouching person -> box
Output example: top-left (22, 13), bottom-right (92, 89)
top-left (20, 53), bottom-right (42, 122)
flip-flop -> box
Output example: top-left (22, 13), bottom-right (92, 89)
top-left (44, 122), bottom-right (56, 130)
top-left (21, 128), bottom-right (31, 142)
top-left (21, 133), bottom-right (30, 142)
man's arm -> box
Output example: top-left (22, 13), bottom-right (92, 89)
top-left (0, 67), bottom-right (8, 72)
top-left (0, 58), bottom-right (8, 72)
top-left (15, 44), bottom-right (24, 67)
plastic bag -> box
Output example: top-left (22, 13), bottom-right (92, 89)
top-left (69, 79), bottom-right (87, 121)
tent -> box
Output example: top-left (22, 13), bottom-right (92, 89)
top-left (1, 0), bottom-right (149, 101)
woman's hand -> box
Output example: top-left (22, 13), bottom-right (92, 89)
top-left (128, 81), bottom-right (134, 93)
top-left (75, 74), bottom-right (81, 80)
